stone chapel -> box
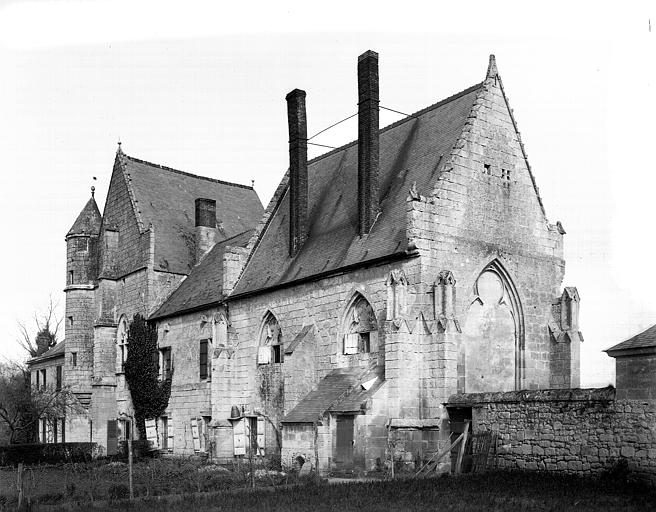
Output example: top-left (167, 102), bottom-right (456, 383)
top-left (29, 51), bottom-right (581, 473)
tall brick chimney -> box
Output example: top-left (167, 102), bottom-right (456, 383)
top-left (195, 198), bottom-right (217, 264)
top-left (357, 50), bottom-right (380, 235)
top-left (286, 88), bottom-right (308, 257)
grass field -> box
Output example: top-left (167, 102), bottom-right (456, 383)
top-left (18, 470), bottom-right (656, 512)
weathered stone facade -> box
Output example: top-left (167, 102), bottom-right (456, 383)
top-left (448, 388), bottom-right (656, 483)
top-left (30, 51), bottom-right (590, 476)
top-left (147, 53), bottom-right (582, 474)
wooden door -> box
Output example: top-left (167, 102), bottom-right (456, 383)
top-left (335, 416), bottom-right (354, 468)
top-left (160, 417), bottom-right (168, 450)
top-left (107, 420), bottom-right (118, 456)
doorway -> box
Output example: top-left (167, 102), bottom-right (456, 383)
top-left (447, 407), bottom-right (472, 473)
top-left (335, 415), bottom-right (354, 468)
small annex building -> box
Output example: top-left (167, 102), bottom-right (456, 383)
top-left (148, 51), bottom-right (582, 473)
top-left (606, 324), bottom-right (656, 400)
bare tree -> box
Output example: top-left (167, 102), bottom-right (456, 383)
top-left (17, 295), bottom-right (63, 358)
top-left (0, 362), bottom-right (82, 444)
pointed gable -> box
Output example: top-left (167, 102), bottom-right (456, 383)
top-left (114, 152), bottom-right (264, 275)
top-left (233, 83), bottom-right (482, 296)
top-left (67, 196), bottom-right (102, 237)
top-left (431, 55), bottom-right (561, 259)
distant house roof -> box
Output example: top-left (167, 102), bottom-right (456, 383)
top-left (232, 82), bottom-right (482, 297)
top-left (27, 341), bottom-right (66, 366)
top-left (116, 152), bottom-right (264, 275)
top-left (605, 324), bottom-right (656, 356)
top-left (282, 365), bottom-right (384, 423)
top-left (67, 196), bottom-right (102, 237)
top-left (150, 230), bottom-right (253, 320)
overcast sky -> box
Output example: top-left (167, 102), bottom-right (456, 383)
top-left (0, 1), bottom-right (653, 386)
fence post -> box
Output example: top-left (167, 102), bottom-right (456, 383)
top-left (129, 417), bottom-right (134, 500)
top-left (17, 462), bottom-right (24, 508)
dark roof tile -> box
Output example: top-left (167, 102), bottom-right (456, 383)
top-left (606, 323), bottom-right (656, 354)
top-left (27, 341), bottom-right (66, 364)
top-left (282, 365), bottom-right (384, 423)
top-left (67, 197), bottom-right (102, 236)
top-left (150, 230), bottom-right (254, 320)
top-left (233, 83), bottom-right (481, 296)
top-left (119, 154), bottom-right (264, 275)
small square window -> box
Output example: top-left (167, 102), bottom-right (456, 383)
top-left (359, 332), bottom-right (371, 353)
top-left (56, 366), bottom-right (62, 390)
top-left (483, 163), bottom-right (491, 175)
top-left (199, 339), bottom-right (210, 380)
top-left (501, 168), bottom-right (511, 188)
top-left (159, 347), bottom-right (173, 380)
top-left (272, 344), bottom-right (282, 363)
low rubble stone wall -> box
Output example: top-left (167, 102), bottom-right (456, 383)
top-left (448, 387), bottom-right (656, 483)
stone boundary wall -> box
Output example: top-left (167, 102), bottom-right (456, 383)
top-left (448, 388), bottom-right (656, 483)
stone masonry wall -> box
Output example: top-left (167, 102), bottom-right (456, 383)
top-left (615, 355), bottom-right (656, 400)
top-left (156, 308), bottom-right (213, 455)
top-left (409, 66), bottom-right (571, 393)
top-left (100, 160), bottom-right (148, 278)
top-left (225, 259), bottom-right (419, 439)
top-left (63, 288), bottom-right (95, 393)
top-left (449, 388), bottom-right (656, 483)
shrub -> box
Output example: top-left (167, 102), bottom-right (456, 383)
top-left (0, 442), bottom-right (99, 466)
top-left (108, 483), bottom-right (130, 500)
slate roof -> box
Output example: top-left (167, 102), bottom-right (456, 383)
top-left (283, 365), bottom-right (384, 423)
top-left (67, 196), bottom-right (102, 237)
top-left (27, 341), bottom-right (66, 365)
top-left (117, 152), bottom-right (264, 275)
top-left (605, 324), bottom-right (656, 355)
top-left (329, 365), bottom-right (384, 413)
top-left (232, 83), bottom-right (482, 296)
top-left (150, 230), bottom-right (254, 320)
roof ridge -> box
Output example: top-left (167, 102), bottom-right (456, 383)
top-left (122, 153), bottom-right (255, 190)
top-left (306, 81), bottom-right (484, 166)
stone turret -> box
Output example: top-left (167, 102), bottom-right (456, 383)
top-left (64, 188), bottom-right (102, 404)
top-left (66, 188), bottom-right (102, 286)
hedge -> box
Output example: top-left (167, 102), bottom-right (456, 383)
top-left (0, 442), bottom-right (99, 466)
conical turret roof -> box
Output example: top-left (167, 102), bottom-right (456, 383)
top-left (67, 193), bottom-right (102, 237)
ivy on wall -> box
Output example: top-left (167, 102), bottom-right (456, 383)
top-left (124, 314), bottom-right (172, 438)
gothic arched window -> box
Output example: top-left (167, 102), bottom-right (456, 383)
top-left (462, 260), bottom-right (524, 392)
top-left (116, 316), bottom-right (129, 373)
top-left (343, 294), bottom-right (378, 355)
top-left (257, 312), bottom-right (283, 364)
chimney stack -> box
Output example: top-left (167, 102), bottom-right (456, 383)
top-left (195, 198), bottom-right (217, 264)
top-left (357, 50), bottom-right (380, 235)
top-left (286, 88), bottom-right (308, 257)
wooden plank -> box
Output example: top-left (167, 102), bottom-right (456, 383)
top-left (233, 419), bottom-right (246, 456)
top-left (191, 418), bottom-right (200, 451)
top-left (455, 420), bottom-right (470, 474)
top-left (256, 416), bottom-right (265, 456)
top-left (414, 429), bottom-right (466, 477)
